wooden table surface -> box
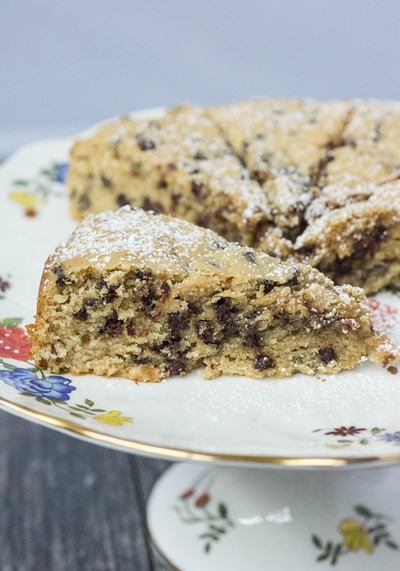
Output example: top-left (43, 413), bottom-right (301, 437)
top-left (0, 409), bottom-right (172, 571)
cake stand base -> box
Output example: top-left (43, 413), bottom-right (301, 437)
top-left (147, 462), bottom-right (400, 571)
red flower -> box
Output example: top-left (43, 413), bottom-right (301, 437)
top-left (368, 298), bottom-right (398, 330)
top-left (0, 326), bottom-right (32, 361)
top-left (325, 426), bottom-right (366, 437)
top-left (180, 487), bottom-right (195, 500)
top-left (195, 492), bottom-right (210, 507)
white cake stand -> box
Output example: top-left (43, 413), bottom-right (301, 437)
top-left (147, 461), bottom-right (400, 571)
top-left (1, 115), bottom-right (400, 571)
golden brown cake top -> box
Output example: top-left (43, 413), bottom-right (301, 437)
top-left (48, 206), bottom-right (299, 283)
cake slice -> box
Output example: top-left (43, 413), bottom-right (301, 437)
top-left (67, 105), bottom-right (271, 245)
top-left (208, 99), bottom-right (400, 292)
top-left (28, 207), bottom-right (398, 382)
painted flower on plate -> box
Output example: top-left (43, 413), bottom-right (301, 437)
top-left (9, 191), bottom-right (42, 209)
top-left (195, 492), bottom-right (211, 507)
top-left (338, 518), bottom-right (373, 553)
top-left (0, 277), bottom-right (11, 293)
top-left (0, 368), bottom-right (76, 400)
top-left (379, 431), bottom-right (400, 442)
top-left (325, 426), bottom-right (366, 437)
top-left (55, 163), bottom-right (68, 183)
top-left (0, 326), bottom-right (32, 360)
top-left (94, 410), bottom-right (132, 426)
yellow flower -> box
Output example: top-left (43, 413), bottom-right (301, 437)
top-left (95, 410), bottom-right (133, 426)
top-left (9, 191), bottom-right (42, 209)
top-left (339, 518), bottom-right (373, 553)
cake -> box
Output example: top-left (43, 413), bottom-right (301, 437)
top-left (27, 207), bottom-right (398, 382)
top-left (67, 99), bottom-right (400, 294)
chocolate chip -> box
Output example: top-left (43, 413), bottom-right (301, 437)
top-left (251, 169), bottom-right (266, 185)
top-left (353, 225), bottom-right (387, 259)
top-left (196, 214), bottom-right (210, 228)
top-left (157, 178), bottom-right (168, 189)
top-left (193, 151), bottom-right (207, 161)
top-left (83, 298), bottom-right (98, 308)
top-left (168, 311), bottom-right (190, 343)
top-left (388, 365), bottom-right (398, 375)
top-left (244, 251), bottom-right (256, 264)
top-left (53, 265), bottom-right (69, 286)
top-left (142, 287), bottom-right (157, 315)
top-left (328, 225), bottom-right (387, 279)
top-left (166, 353), bottom-right (187, 375)
top-left (288, 201), bottom-right (306, 215)
top-left (160, 282), bottom-right (171, 302)
top-left (243, 323), bottom-right (261, 348)
top-left (97, 278), bottom-right (108, 290)
top-left (100, 311), bottom-right (124, 336)
top-left (135, 269), bottom-right (152, 281)
top-left (318, 347), bottom-right (337, 364)
top-left (215, 297), bottom-right (233, 322)
top-left (171, 193), bottom-right (181, 207)
top-left (137, 137), bottom-right (156, 151)
top-left (166, 162), bottom-right (177, 171)
top-left (142, 197), bottom-right (164, 213)
top-left (73, 307), bottom-right (88, 321)
top-left (101, 175), bottom-right (113, 188)
top-left (196, 320), bottom-right (217, 344)
top-left (286, 268), bottom-right (300, 286)
top-left (262, 280), bottom-right (276, 294)
top-left (104, 285), bottom-right (118, 304)
top-left (254, 355), bottom-right (274, 371)
top-left (190, 168), bottom-right (201, 175)
top-left (215, 298), bottom-right (239, 340)
top-left (78, 195), bottom-right (91, 211)
top-left (191, 180), bottom-right (203, 197)
top-left (116, 193), bottom-right (131, 207)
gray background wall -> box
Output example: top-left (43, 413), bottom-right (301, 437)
top-left (1, 0), bottom-right (400, 155)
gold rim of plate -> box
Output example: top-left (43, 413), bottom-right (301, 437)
top-left (1, 394), bottom-right (400, 467)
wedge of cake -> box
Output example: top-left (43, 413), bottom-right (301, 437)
top-left (28, 207), bottom-right (398, 382)
top-left (66, 98), bottom-right (400, 294)
top-left (209, 98), bottom-right (400, 292)
top-left (68, 105), bottom-right (271, 246)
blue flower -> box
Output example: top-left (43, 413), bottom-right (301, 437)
top-left (55, 163), bottom-right (68, 183)
top-left (0, 368), bottom-right (76, 400)
top-left (379, 431), bottom-right (400, 443)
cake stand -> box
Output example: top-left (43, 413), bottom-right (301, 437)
top-left (1, 115), bottom-right (400, 571)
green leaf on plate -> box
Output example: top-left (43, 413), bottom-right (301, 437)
top-left (69, 412), bottom-right (85, 419)
top-left (0, 317), bottom-right (23, 327)
top-left (36, 397), bottom-right (52, 405)
top-left (312, 534), bottom-right (322, 549)
top-left (0, 361), bottom-right (17, 371)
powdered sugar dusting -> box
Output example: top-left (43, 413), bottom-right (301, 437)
top-left (51, 206), bottom-right (294, 283)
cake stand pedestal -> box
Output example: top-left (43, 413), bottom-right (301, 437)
top-left (147, 462), bottom-right (400, 571)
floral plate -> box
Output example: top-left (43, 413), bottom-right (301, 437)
top-left (1, 108), bottom-right (400, 468)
